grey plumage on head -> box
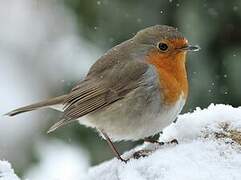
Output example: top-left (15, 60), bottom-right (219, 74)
top-left (134, 25), bottom-right (185, 44)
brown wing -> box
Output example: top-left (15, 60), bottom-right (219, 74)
top-left (47, 60), bottom-right (149, 133)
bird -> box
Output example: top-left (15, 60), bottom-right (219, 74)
top-left (6, 25), bottom-right (200, 162)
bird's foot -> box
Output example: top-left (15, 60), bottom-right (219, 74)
top-left (144, 138), bottom-right (179, 145)
top-left (133, 149), bottom-right (153, 159)
top-left (118, 156), bottom-right (129, 163)
top-left (144, 139), bottom-right (165, 145)
top-left (168, 139), bottom-right (179, 144)
top-left (132, 139), bottom-right (179, 160)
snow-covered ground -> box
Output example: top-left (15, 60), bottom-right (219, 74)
top-left (1, 104), bottom-right (241, 180)
top-left (0, 161), bottom-right (20, 180)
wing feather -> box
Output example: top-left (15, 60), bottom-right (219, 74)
top-left (48, 60), bottom-right (149, 132)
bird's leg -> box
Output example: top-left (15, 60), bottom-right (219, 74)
top-left (101, 131), bottom-right (128, 163)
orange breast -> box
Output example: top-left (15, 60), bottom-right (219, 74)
top-left (147, 50), bottom-right (188, 104)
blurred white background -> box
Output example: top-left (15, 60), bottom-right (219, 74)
top-left (0, 0), bottom-right (100, 173)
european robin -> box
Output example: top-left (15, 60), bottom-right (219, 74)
top-left (6, 25), bottom-right (200, 162)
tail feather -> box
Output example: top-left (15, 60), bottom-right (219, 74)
top-left (47, 118), bottom-right (72, 133)
top-left (5, 94), bottom-right (67, 116)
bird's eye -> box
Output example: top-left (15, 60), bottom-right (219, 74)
top-left (157, 42), bottom-right (168, 51)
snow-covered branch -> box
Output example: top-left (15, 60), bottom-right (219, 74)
top-left (89, 104), bottom-right (241, 180)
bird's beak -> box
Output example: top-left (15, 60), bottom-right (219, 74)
top-left (179, 45), bottom-right (201, 52)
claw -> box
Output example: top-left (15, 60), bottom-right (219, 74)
top-left (132, 139), bottom-right (179, 160)
top-left (144, 139), bottom-right (165, 145)
top-left (169, 139), bottom-right (179, 144)
top-left (145, 138), bottom-right (179, 145)
top-left (119, 157), bottom-right (129, 163)
top-left (133, 150), bottom-right (152, 159)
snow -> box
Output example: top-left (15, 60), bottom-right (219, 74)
top-left (89, 139), bottom-right (241, 180)
top-left (160, 104), bottom-right (241, 142)
top-left (0, 161), bottom-right (20, 180)
top-left (3, 104), bottom-right (241, 180)
top-left (89, 104), bottom-right (241, 180)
